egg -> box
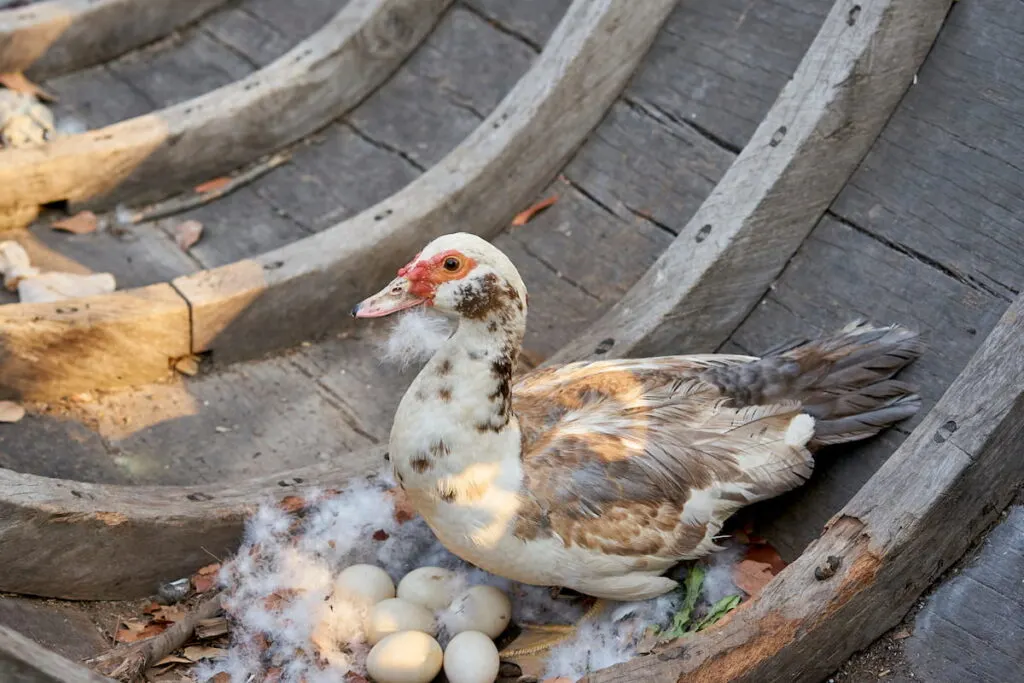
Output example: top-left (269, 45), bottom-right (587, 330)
top-left (334, 564), bottom-right (395, 604)
top-left (366, 630), bottom-right (443, 683)
top-left (396, 566), bottom-right (461, 610)
top-left (367, 598), bottom-right (437, 644)
top-left (443, 631), bottom-right (500, 683)
top-left (444, 585), bottom-right (512, 638)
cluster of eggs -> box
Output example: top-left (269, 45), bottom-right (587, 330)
top-left (335, 564), bottom-right (512, 683)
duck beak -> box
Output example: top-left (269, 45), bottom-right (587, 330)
top-left (351, 277), bottom-right (425, 318)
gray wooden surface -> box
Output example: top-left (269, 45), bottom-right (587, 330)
top-left (0, 624), bottom-right (112, 683)
top-left (730, 0), bottom-right (1024, 561)
top-left (906, 506), bottom-right (1024, 683)
top-left (0, 0), bottom-right (229, 80)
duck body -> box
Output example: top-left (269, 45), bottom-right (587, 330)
top-left (356, 233), bottom-right (922, 600)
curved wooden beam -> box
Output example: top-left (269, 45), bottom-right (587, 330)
top-left (172, 0), bottom-right (679, 362)
top-left (587, 292), bottom-right (1024, 683)
top-left (0, 0), bottom-right (678, 400)
top-left (0, 624), bottom-right (112, 682)
top-left (0, 0), bottom-right (453, 227)
top-left (0, 0), bottom-right (229, 81)
top-left (548, 0), bottom-right (954, 365)
top-left (0, 448), bottom-right (384, 600)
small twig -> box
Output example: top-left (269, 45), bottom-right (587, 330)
top-left (130, 153), bottom-right (290, 224)
top-left (88, 593), bottom-right (224, 682)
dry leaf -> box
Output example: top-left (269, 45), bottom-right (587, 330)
top-left (511, 194), bottom-right (558, 226)
top-left (891, 628), bottom-right (912, 640)
top-left (733, 558), bottom-right (775, 597)
top-left (209, 673), bottom-right (231, 683)
top-left (173, 220), bottom-right (203, 250)
top-left (154, 655), bottom-right (192, 667)
top-left (115, 621), bottom-right (168, 643)
top-left (344, 673), bottom-right (368, 683)
top-left (197, 562), bottom-right (221, 575)
top-left (194, 177), bottom-right (231, 194)
top-left (372, 529), bottom-right (389, 541)
top-left (0, 401), bottom-right (25, 423)
top-left (51, 211), bottom-right (98, 234)
top-left (192, 574), bottom-right (216, 593)
top-left (744, 544), bottom-right (786, 574)
top-left (182, 645), bottom-right (226, 662)
top-left (278, 495), bottom-right (307, 514)
top-left (0, 72), bottom-right (56, 102)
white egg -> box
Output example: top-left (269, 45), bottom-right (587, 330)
top-left (367, 598), bottom-right (437, 644)
top-left (443, 631), bottom-right (500, 683)
top-left (444, 585), bottom-right (512, 638)
top-left (366, 630), bottom-right (443, 683)
top-left (397, 566), bottom-right (461, 610)
top-left (335, 564), bottom-right (395, 604)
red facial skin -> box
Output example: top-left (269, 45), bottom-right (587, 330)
top-left (398, 249), bottom-right (476, 302)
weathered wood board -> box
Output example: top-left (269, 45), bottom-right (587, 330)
top-left (731, 0), bottom-right (1024, 559)
top-left (0, 284), bottom-right (190, 401)
top-left (905, 506), bottom-right (1024, 683)
top-left (0, 0), bottom-right (452, 227)
top-left (0, 0), bottom-right (229, 80)
top-left (0, 624), bottom-right (112, 682)
top-left (174, 0), bottom-right (679, 361)
top-left (548, 0), bottom-right (953, 366)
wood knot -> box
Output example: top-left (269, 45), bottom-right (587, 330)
top-left (933, 419), bottom-right (958, 444)
top-left (594, 338), bottom-right (615, 355)
top-left (814, 555), bottom-right (842, 580)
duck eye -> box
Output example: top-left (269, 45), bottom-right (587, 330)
top-left (443, 257), bottom-right (461, 272)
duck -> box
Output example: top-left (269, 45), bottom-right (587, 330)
top-left (352, 232), bottom-right (922, 603)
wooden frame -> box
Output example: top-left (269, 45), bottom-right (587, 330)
top-left (0, 0), bottom-right (1014, 677)
top-left (0, 0), bottom-right (229, 80)
top-left (549, 0), bottom-right (954, 364)
top-left (0, 0), bottom-right (454, 227)
top-left (0, 624), bottom-right (112, 682)
top-left (0, 0), bottom-right (678, 398)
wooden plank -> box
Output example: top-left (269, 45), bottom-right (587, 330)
top-left (0, 284), bottom-right (190, 401)
top-left (176, 0), bottom-right (679, 361)
top-left (0, 598), bottom-right (109, 662)
top-left (625, 0), bottom-right (833, 150)
top-left (104, 29), bottom-right (255, 109)
top-left (730, 0), bottom-right (1024, 560)
top-left (348, 6), bottom-right (537, 168)
top-left (0, 0), bottom-right (229, 80)
top-left (0, 0), bottom-right (454, 227)
top-left (0, 446), bottom-right (383, 599)
top-left (906, 507), bottom-right (1024, 682)
top-left (462, 0), bottom-right (571, 48)
top-left (731, 218), bottom-right (1007, 560)
top-left (0, 624), bottom-right (112, 683)
top-left (590, 292), bottom-right (1024, 683)
top-left (547, 0), bottom-right (953, 366)
top-left (28, 222), bottom-right (198, 289)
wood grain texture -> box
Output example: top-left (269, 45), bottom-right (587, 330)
top-left (0, 624), bottom-right (112, 683)
top-left (730, 0), bottom-right (1024, 560)
top-left (0, 447), bottom-right (384, 599)
top-left (0, 284), bottom-right (190, 401)
top-left (906, 506), bottom-right (1024, 683)
top-left (589, 293), bottom-right (1024, 683)
top-left (175, 0), bottom-right (679, 360)
top-left (0, 0), bottom-right (229, 80)
top-left (0, 0), bottom-right (452, 225)
top-left (548, 0), bottom-right (953, 366)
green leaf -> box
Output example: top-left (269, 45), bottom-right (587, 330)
top-left (660, 565), bottom-right (705, 640)
top-left (693, 594), bottom-right (742, 632)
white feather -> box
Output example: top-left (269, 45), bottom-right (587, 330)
top-left (377, 308), bottom-right (453, 369)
